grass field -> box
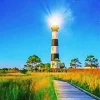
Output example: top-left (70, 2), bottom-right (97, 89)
top-left (0, 74), bottom-right (57, 100)
top-left (0, 69), bottom-right (100, 100)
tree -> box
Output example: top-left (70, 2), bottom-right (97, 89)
top-left (2, 68), bottom-right (8, 71)
top-left (24, 55), bottom-right (41, 71)
top-left (85, 55), bottom-right (99, 68)
top-left (54, 58), bottom-right (65, 69)
top-left (39, 63), bottom-right (50, 72)
top-left (36, 63), bottom-right (44, 70)
top-left (70, 58), bottom-right (81, 68)
top-left (54, 58), bottom-right (60, 62)
top-left (0, 68), bottom-right (8, 74)
top-left (21, 68), bottom-right (28, 74)
top-left (44, 63), bottom-right (50, 69)
top-left (12, 67), bottom-right (19, 71)
top-left (59, 62), bottom-right (65, 69)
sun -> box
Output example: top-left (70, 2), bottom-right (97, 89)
top-left (48, 13), bottom-right (63, 27)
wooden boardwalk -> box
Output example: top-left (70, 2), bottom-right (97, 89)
top-left (54, 80), bottom-right (96, 100)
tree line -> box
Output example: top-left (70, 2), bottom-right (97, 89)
top-left (0, 55), bottom-right (99, 74)
top-left (24, 55), bottom-right (65, 72)
top-left (24, 54), bottom-right (99, 71)
top-left (70, 55), bottom-right (99, 68)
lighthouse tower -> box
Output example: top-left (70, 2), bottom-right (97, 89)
top-left (51, 25), bottom-right (59, 68)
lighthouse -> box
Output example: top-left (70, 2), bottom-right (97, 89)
top-left (51, 25), bottom-right (59, 68)
top-left (48, 14), bottom-right (62, 68)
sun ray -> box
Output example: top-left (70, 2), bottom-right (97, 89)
top-left (48, 13), bottom-right (63, 27)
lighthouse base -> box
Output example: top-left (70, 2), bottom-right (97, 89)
top-left (51, 61), bottom-right (59, 68)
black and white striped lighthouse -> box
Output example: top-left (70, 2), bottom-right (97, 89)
top-left (51, 25), bottom-right (59, 68)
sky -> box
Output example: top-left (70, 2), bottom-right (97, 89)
top-left (0, 0), bottom-right (100, 69)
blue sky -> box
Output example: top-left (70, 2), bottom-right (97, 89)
top-left (0, 0), bottom-right (100, 69)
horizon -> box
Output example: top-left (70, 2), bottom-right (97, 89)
top-left (0, 0), bottom-right (100, 69)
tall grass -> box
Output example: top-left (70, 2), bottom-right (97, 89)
top-left (54, 69), bottom-right (100, 98)
top-left (0, 75), bottom-right (57, 100)
top-left (0, 69), bottom-right (100, 99)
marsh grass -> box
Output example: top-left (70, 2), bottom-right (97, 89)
top-left (0, 75), bottom-right (57, 100)
top-left (0, 70), bottom-right (100, 99)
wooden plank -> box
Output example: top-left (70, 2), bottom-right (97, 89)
top-left (53, 80), bottom-right (95, 100)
